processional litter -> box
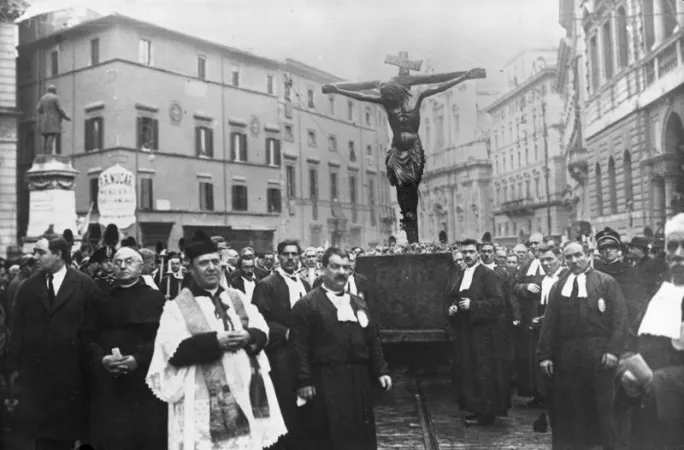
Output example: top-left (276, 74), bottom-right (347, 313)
top-left (323, 52), bottom-right (486, 243)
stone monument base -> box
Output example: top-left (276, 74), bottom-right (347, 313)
top-left (22, 155), bottom-right (79, 252)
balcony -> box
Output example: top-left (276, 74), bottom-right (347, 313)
top-left (500, 197), bottom-right (534, 216)
top-left (567, 146), bottom-right (589, 182)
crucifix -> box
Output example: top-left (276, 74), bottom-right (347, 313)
top-left (322, 52), bottom-right (486, 243)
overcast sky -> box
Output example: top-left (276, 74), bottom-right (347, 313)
top-left (23, 0), bottom-right (565, 82)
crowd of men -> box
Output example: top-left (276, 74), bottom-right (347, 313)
top-left (0, 214), bottom-right (682, 450)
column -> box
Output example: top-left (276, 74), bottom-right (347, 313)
top-left (448, 186), bottom-right (456, 242)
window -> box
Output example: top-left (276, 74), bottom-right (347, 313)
top-left (496, 188), bottom-right (501, 205)
top-left (136, 117), bottom-right (159, 150)
top-left (138, 39), bottom-right (152, 66)
top-left (24, 128), bottom-right (35, 161)
top-left (232, 185), bottom-right (248, 211)
top-left (369, 177), bottom-right (376, 226)
top-left (624, 150), bottom-right (633, 204)
top-left (525, 148), bottom-right (529, 164)
top-left (265, 137), bottom-right (281, 166)
top-left (328, 135), bottom-right (337, 152)
top-left (267, 188), bottom-right (282, 213)
top-left (286, 165), bottom-right (296, 198)
top-left (139, 178), bottom-right (154, 210)
top-left (662, 0), bottom-right (678, 39)
top-left (329, 96), bottom-right (335, 115)
top-left (366, 144), bottom-right (372, 156)
top-left (453, 105), bottom-right (460, 136)
top-left (536, 179), bottom-right (541, 198)
top-left (330, 172), bottom-right (339, 201)
top-left (503, 186), bottom-right (508, 202)
top-left (195, 126), bottom-right (214, 157)
top-left (525, 180), bottom-right (530, 198)
top-left (595, 162), bottom-right (603, 216)
top-left (517, 150), bottom-right (521, 167)
top-left (307, 129), bottom-right (317, 147)
top-left (284, 124), bottom-right (294, 142)
top-left (90, 38), bottom-right (100, 66)
top-left (602, 21), bottom-right (614, 81)
top-left (84, 117), bottom-right (104, 152)
top-left (350, 175), bottom-right (358, 223)
top-left (230, 131), bottom-right (248, 161)
top-left (197, 56), bottom-right (206, 79)
top-left (589, 34), bottom-right (600, 92)
top-left (50, 50), bottom-right (58, 76)
top-left (200, 182), bottom-right (214, 211)
top-left (365, 107), bottom-right (371, 126)
top-left (643, 0), bottom-right (656, 48)
top-left (307, 89), bottom-right (314, 108)
top-left (232, 65), bottom-right (240, 87)
top-left (266, 74), bottom-right (274, 95)
top-left (616, 8), bottom-right (629, 69)
top-left (349, 141), bottom-right (356, 162)
top-left (347, 100), bottom-right (354, 121)
top-left (310, 168), bottom-right (319, 220)
top-left (283, 78), bottom-right (292, 102)
top-left (608, 157), bottom-right (617, 214)
top-left (89, 177), bottom-right (99, 212)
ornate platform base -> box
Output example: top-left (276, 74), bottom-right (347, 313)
top-left (23, 155), bottom-right (79, 248)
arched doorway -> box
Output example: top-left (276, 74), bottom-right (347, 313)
top-left (664, 112), bottom-right (684, 215)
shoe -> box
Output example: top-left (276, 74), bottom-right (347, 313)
top-left (464, 415), bottom-right (495, 427)
top-left (532, 412), bottom-right (548, 433)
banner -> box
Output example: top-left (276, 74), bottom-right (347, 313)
top-left (98, 164), bottom-right (136, 229)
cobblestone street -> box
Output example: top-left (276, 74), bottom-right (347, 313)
top-left (376, 372), bottom-right (552, 449)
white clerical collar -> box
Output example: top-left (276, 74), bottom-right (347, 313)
top-left (242, 275), bottom-right (255, 283)
top-left (638, 281), bottom-right (684, 339)
top-left (483, 262), bottom-right (496, 270)
top-left (560, 268), bottom-right (591, 298)
top-left (459, 261), bottom-right (480, 292)
top-left (276, 267), bottom-right (299, 282)
top-left (526, 258), bottom-right (545, 276)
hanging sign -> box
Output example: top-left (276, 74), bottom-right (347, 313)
top-left (98, 164), bottom-right (136, 229)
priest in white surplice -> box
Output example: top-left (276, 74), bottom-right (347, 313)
top-left (146, 230), bottom-right (286, 450)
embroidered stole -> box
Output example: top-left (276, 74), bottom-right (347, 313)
top-left (176, 290), bottom-right (250, 442)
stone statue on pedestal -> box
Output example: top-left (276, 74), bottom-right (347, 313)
top-left (322, 52), bottom-right (485, 242)
top-left (36, 85), bottom-right (71, 155)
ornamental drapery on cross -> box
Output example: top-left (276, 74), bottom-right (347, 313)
top-left (323, 52), bottom-right (486, 243)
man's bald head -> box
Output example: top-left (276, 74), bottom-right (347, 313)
top-left (112, 247), bottom-right (143, 284)
top-left (225, 249), bottom-right (239, 266)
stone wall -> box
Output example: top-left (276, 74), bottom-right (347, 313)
top-left (0, 20), bottom-right (18, 256)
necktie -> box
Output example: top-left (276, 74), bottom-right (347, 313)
top-left (47, 273), bottom-right (56, 306)
top-left (570, 277), bottom-right (579, 302)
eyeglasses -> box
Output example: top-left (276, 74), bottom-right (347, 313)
top-left (113, 258), bottom-right (141, 267)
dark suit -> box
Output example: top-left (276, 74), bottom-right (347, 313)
top-left (8, 267), bottom-right (100, 449)
top-left (446, 264), bottom-right (510, 416)
top-left (252, 272), bottom-right (311, 450)
top-left (227, 269), bottom-right (258, 296)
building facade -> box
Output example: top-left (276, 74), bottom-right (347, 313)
top-left (16, 10), bottom-right (393, 252)
top-left (486, 50), bottom-right (568, 246)
top-left (577, 0), bottom-right (684, 235)
top-left (418, 79), bottom-right (500, 242)
top-left (0, 1), bottom-right (26, 258)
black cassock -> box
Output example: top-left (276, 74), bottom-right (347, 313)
top-left (83, 281), bottom-right (167, 450)
top-left (290, 287), bottom-right (388, 450)
top-left (446, 264), bottom-right (511, 417)
top-left (160, 273), bottom-right (184, 300)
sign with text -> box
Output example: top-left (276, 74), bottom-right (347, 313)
top-left (98, 164), bottom-right (136, 229)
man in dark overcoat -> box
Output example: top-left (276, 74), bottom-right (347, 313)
top-left (252, 240), bottom-right (311, 450)
top-left (36, 85), bottom-right (71, 155)
top-left (8, 235), bottom-right (99, 450)
top-left (446, 238), bottom-right (510, 426)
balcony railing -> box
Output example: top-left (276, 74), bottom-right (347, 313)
top-left (500, 197), bottom-right (534, 215)
top-left (642, 34), bottom-right (684, 88)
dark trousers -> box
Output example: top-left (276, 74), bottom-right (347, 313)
top-left (34, 439), bottom-right (75, 450)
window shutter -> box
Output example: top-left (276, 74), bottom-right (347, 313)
top-left (240, 133), bottom-right (248, 161)
top-left (265, 138), bottom-right (271, 165)
top-left (242, 186), bottom-right (248, 211)
top-left (274, 139), bottom-right (281, 166)
top-left (207, 128), bottom-right (214, 157)
top-left (84, 119), bottom-right (92, 151)
top-left (195, 127), bottom-right (201, 156)
top-left (148, 179), bottom-right (154, 209)
top-left (136, 117), bottom-right (143, 148)
top-left (231, 185), bottom-right (237, 209)
top-left (152, 119), bottom-right (159, 150)
top-left (199, 183), bottom-right (206, 209)
top-left (230, 132), bottom-right (237, 160)
top-left (207, 183), bottom-right (214, 211)
top-left (97, 118), bottom-right (104, 150)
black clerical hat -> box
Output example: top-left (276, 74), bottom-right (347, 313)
top-left (596, 227), bottom-right (621, 249)
top-left (185, 229), bottom-right (218, 261)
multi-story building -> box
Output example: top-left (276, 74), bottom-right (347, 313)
top-left (418, 78), bottom-right (500, 242)
top-left (575, 0), bottom-right (684, 235)
top-left (16, 9), bottom-right (393, 252)
top-left (486, 49), bottom-right (568, 245)
top-left (0, 1), bottom-right (27, 258)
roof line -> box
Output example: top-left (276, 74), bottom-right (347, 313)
top-left (484, 67), bottom-right (557, 112)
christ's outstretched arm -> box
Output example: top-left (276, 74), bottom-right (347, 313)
top-left (417, 68), bottom-right (486, 105)
top-left (322, 85), bottom-right (383, 104)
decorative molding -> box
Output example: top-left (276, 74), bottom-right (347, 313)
top-left (138, 168), bottom-right (156, 174)
top-left (84, 102), bottom-right (105, 113)
top-left (193, 111), bottom-right (213, 122)
top-left (283, 153), bottom-right (297, 161)
top-left (228, 117), bottom-right (247, 127)
top-left (87, 166), bottom-right (102, 175)
top-left (328, 161), bottom-right (341, 168)
top-left (306, 157), bottom-right (321, 165)
top-left (196, 172), bottom-right (212, 179)
top-left (265, 123), bottom-right (281, 133)
top-left (135, 102), bottom-right (159, 113)
top-left (267, 179), bottom-right (281, 186)
top-left (232, 176), bottom-right (247, 182)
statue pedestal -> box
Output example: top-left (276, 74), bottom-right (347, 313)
top-left (23, 155), bottom-right (79, 250)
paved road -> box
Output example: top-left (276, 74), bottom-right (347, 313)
top-left (375, 372), bottom-right (552, 450)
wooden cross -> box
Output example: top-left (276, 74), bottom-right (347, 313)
top-left (384, 51), bottom-right (423, 76)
